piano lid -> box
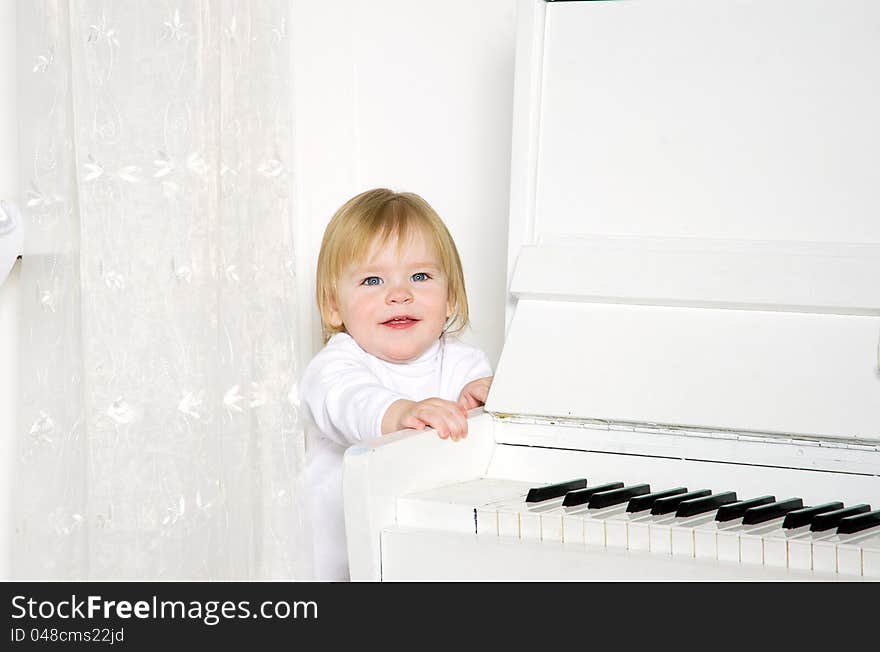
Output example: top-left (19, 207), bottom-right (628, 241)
top-left (488, 0), bottom-right (880, 443)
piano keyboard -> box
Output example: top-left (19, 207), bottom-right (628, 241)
top-left (396, 477), bottom-right (880, 579)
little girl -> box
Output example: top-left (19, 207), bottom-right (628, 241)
top-left (299, 188), bottom-right (493, 581)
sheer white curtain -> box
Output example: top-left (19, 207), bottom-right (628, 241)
top-left (13, 0), bottom-right (310, 580)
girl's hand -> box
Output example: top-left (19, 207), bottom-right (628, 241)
top-left (458, 375), bottom-right (493, 411)
top-left (383, 398), bottom-right (469, 440)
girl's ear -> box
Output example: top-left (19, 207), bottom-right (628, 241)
top-left (326, 293), bottom-right (343, 328)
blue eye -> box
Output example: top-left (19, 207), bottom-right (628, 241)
top-left (411, 272), bottom-right (430, 282)
top-left (361, 276), bottom-right (382, 286)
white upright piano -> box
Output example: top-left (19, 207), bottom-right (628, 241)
top-left (343, 0), bottom-right (880, 581)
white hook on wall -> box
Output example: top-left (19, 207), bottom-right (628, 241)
top-left (0, 199), bottom-right (23, 287)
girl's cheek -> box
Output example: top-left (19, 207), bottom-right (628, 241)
top-left (355, 293), bottom-right (377, 313)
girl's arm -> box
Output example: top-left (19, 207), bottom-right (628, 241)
top-left (301, 356), bottom-right (406, 446)
top-left (302, 355), bottom-right (470, 444)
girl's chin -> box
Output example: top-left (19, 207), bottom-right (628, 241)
top-left (376, 350), bottom-right (420, 364)
top-left (374, 342), bottom-right (430, 364)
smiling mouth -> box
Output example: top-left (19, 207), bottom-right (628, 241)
top-left (382, 316), bottom-right (420, 328)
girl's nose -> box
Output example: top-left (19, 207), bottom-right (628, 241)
top-left (386, 283), bottom-right (413, 304)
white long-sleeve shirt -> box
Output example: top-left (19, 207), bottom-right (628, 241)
top-left (299, 331), bottom-right (492, 581)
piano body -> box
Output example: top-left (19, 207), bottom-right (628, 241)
top-left (342, 0), bottom-right (880, 581)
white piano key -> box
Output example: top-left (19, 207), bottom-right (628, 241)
top-left (787, 530), bottom-right (837, 572)
top-left (583, 505), bottom-right (628, 546)
top-left (670, 526), bottom-right (692, 557)
top-left (562, 505), bottom-right (604, 545)
top-left (604, 511), bottom-right (648, 548)
top-left (562, 508), bottom-right (586, 544)
top-left (765, 532), bottom-right (794, 569)
top-left (556, 504), bottom-right (627, 546)
top-left (759, 526), bottom-right (810, 569)
top-left (474, 487), bottom-right (532, 536)
top-left (739, 534), bottom-right (766, 566)
top-left (812, 528), bottom-right (880, 576)
top-left (520, 512), bottom-right (540, 539)
top-left (761, 536), bottom-right (784, 568)
top-left (812, 538), bottom-right (838, 575)
top-left (861, 535), bottom-right (880, 579)
top-left (671, 515), bottom-right (715, 558)
top-left (397, 478), bottom-right (532, 533)
top-left (519, 498), bottom-right (565, 540)
top-left (692, 518), bottom-right (742, 560)
top-left (604, 516), bottom-right (628, 548)
top-left (738, 518), bottom-right (788, 565)
top-left (787, 539), bottom-right (810, 572)
top-left (542, 510), bottom-right (565, 542)
top-left (479, 491), bottom-right (536, 538)
top-left (529, 501), bottom-right (568, 542)
top-left (837, 540), bottom-right (863, 577)
top-left (648, 493), bottom-right (730, 558)
top-left (669, 525), bottom-right (694, 557)
top-left (835, 528), bottom-right (880, 577)
top-left (475, 506), bottom-right (498, 535)
top-left (584, 516), bottom-right (605, 546)
top-left (494, 500), bottom-right (523, 538)
top-left (694, 528), bottom-right (718, 560)
top-left (497, 510), bottom-right (519, 539)
top-left (715, 527), bottom-right (740, 563)
top-left (628, 519), bottom-right (651, 551)
top-left (520, 503), bottom-right (549, 539)
top-left (839, 520), bottom-right (880, 576)
top-left (499, 511), bottom-right (520, 538)
top-left (649, 516), bottom-right (677, 555)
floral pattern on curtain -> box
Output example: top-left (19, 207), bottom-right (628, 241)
top-left (13, 0), bottom-right (309, 580)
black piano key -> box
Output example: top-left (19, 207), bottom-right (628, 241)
top-left (741, 498), bottom-right (804, 525)
top-left (588, 484), bottom-right (651, 510)
top-left (675, 491), bottom-right (738, 518)
top-left (562, 482), bottom-right (625, 507)
top-left (715, 495), bottom-right (776, 522)
top-left (837, 510), bottom-right (880, 535)
top-left (526, 478), bottom-right (588, 503)
top-left (650, 489), bottom-right (712, 515)
top-left (782, 502), bottom-right (844, 529)
top-left (627, 487), bottom-right (688, 513)
top-left (810, 504), bottom-right (872, 532)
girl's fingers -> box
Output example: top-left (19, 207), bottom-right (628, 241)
top-left (448, 409), bottom-right (467, 440)
top-left (435, 409), bottom-right (465, 440)
top-left (413, 400), bottom-right (469, 440)
top-left (458, 391), bottom-right (479, 411)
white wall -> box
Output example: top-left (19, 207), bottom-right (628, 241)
top-left (0, 0), bottom-right (18, 580)
top-left (290, 0), bottom-right (516, 369)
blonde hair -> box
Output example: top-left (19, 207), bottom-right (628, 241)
top-left (316, 188), bottom-right (470, 342)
